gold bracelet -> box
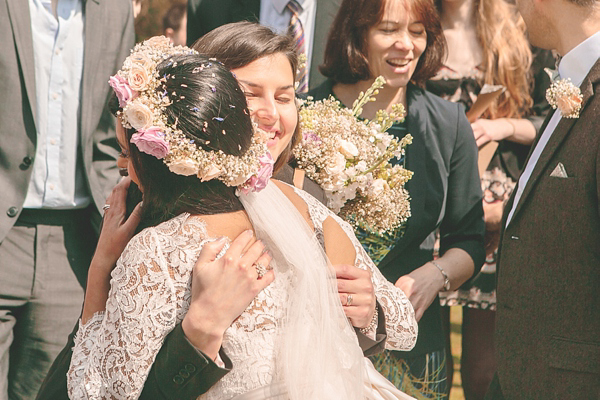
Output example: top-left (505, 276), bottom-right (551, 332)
top-left (431, 260), bottom-right (451, 291)
top-left (359, 306), bottom-right (378, 335)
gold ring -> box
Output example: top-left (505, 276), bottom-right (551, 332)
top-left (347, 294), bottom-right (353, 306)
top-left (254, 262), bottom-right (267, 278)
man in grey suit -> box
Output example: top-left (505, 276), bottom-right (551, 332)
top-left (486, 0), bottom-right (600, 397)
top-left (0, 0), bottom-right (134, 398)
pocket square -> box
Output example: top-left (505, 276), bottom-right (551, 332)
top-left (550, 162), bottom-right (569, 178)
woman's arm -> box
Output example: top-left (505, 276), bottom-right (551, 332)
top-left (396, 109), bottom-right (485, 321)
top-left (281, 181), bottom-right (418, 351)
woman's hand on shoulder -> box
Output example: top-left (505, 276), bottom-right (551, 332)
top-left (182, 230), bottom-right (274, 360)
top-left (90, 177), bottom-right (142, 274)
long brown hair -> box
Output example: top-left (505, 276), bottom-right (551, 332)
top-left (191, 22), bottom-right (301, 173)
top-left (439, 0), bottom-right (533, 118)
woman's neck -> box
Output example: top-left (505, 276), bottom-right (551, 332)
top-left (333, 80), bottom-right (408, 121)
top-left (440, 0), bottom-right (476, 30)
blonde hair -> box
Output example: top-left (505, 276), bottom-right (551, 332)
top-left (475, 0), bottom-right (533, 119)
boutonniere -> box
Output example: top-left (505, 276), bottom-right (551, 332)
top-left (544, 68), bottom-right (583, 119)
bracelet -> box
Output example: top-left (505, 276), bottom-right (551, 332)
top-left (359, 306), bottom-right (378, 335)
top-left (431, 260), bottom-right (451, 291)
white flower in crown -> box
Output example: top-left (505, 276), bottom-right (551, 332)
top-left (544, 68), bottom-right (583, 119)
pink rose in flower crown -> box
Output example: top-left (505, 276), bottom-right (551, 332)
top-left (109, 74), bottom-right (137, 108)
top-left (130, 127), bottom-right (170, 159)
top-left (239, 151), bottom-right (274, 194)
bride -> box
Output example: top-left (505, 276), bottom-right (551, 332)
top-left (67, 38), bottom-right (417, 399)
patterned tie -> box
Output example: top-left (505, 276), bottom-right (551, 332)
top-left (287, 0), bottom-right (308, 93)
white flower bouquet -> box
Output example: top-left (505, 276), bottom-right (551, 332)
top-left (293, 77), bottom-right (413, 234)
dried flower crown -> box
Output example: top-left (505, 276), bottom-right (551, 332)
top-left (109, 36), bottom-right (273, 192)
top-left (544, 67), bottom-right (583, 119)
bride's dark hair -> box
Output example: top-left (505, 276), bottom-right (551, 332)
top-left (120, 53), bottom-right (254, 224)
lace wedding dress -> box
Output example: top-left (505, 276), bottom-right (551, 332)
top-left (68, 182), bottom-right (417, 399)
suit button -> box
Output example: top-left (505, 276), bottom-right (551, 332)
top-left (173, 375), bottom-right (184, 385)
top-left (7, 207), bottom-right (18, 218)
top-left (23, 156), bottom-right (33, 165)
top-left (179, 369), bottom-right (190, 378)
top-left (185, 363), bottom-right (196, 373)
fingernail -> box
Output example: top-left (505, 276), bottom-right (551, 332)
top-left (245, 229), bottom-right (253, 235)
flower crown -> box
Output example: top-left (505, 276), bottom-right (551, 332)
top-left (109, 36), bottom-right (273, 193)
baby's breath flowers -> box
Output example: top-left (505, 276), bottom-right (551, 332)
top-left (544, 68), bottom-right (583, 119)
top-left (293, 76), bottom-right (413, 234)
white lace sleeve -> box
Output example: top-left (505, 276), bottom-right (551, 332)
top-left (293, 188), bottom-right (418, 352)
top-left (67, 228), bottom-right (178, 399)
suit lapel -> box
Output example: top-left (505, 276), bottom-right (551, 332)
top-left (6, 0), bottom-right (37, 132)
top-left (310, 0), bottom-right (339, 89)
top-left (509, 59), bottom-right (599, 223)
top-left (80, 0), bottom-right (103, 146)
top-left (230, 0), bottom-right (261, 23)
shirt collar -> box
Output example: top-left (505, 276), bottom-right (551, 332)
top-left (558, 30), bottom-right (600, 87)
top-left (271, 0), bottom-right (309, 14)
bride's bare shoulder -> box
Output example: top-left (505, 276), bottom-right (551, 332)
top-left (272, 179), bottom-right (314, 231)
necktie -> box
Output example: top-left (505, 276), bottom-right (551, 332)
top-left (287, 0), bottom-right (308, 93)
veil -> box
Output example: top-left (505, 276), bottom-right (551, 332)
top-left (238, 180), bottom-right (365, 399)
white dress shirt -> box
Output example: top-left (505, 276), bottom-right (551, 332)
top-left (259, 0), bottom-right (316, 81)
top-left (25, 0), bottom-right (88, 209)
top-left (505, 31), bottom-right (600, 226)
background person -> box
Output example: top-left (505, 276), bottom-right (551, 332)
top-left (309, 0), bottom-right (485, 397)
top-left (0, 0), bottom-right (134, 398)
top-left (487, 0), bottom-right (600, 397)
top-left (426, 0), bottom-right (554, 397)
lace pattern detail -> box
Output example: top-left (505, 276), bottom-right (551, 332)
top-left (293, 188), bottom-right (418, 351)
top-left (68, 189), bottom-right (417, 399)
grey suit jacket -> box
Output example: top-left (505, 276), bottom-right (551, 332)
top-left (489, 59), bottom-right (600, 399)
top-left (0, 0), bottom-right (135, 241)
top-left (186, 0), bottom-right (339, 90)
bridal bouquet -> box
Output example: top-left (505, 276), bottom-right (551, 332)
top-left (293, 77), bottom-right (413, 234)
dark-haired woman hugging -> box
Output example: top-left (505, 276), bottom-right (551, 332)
top-left (66, 38), bottom-right (418, 399)
top-left (309, 0), bottom-right (485, 397)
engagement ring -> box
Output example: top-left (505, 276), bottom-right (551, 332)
top-left (347, 294), bottom-right (353, 306)
top-left (102, 204), bottom-right (111, 211)
top-left (254, 262), bottom-right (267, 278)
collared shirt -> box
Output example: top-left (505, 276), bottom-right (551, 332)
top-left (25, 0), bottom-right (88, 209)
top-left (259, 0), bottom-right (316, 82)
top-left (506, 30), bottom-right (600, 226)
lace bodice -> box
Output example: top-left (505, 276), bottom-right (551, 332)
top-left (68, 193), bottom-right (417, 399)
top-left (293, 187), bottom-right (417, 351)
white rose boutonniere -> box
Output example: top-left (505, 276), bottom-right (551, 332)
top-left (545, 68), bottom-right (583, 119)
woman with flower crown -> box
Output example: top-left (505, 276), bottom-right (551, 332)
top-left (66, 37), bottom-right (418, 399)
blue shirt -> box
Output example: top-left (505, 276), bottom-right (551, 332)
top-left (24, 0), bottom-right (88, 209)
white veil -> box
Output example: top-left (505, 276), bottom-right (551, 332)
top-left (238, 180), bottom-right (365, 399)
